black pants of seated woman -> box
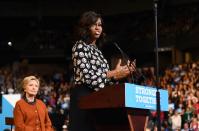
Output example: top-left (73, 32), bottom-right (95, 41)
top-left (69, 85), bottom-right (96, 131)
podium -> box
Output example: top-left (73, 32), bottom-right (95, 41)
top-left (79, 83), bottom-right (168, 131)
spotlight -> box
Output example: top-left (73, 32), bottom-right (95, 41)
top-left (8, 41), bottom-right (12, 46)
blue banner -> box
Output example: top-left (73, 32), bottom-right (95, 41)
top-left (0, 94), bottom-right (21, 131)
top-left (125, 83), bottom-right (168, 111)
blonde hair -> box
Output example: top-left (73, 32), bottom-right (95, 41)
top-left (22, 75), bottom-right (40, 90)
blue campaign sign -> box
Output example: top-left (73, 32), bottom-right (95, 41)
top-left (0, 94), bottom-right (21, 131)
top-left (125, 83), bottom-right (168, 111)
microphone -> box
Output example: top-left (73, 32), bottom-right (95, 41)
top-left (113, 42), bottom-right (146, 84)
top-left (113, 42), bottom-right (130, 62)
top-left (113, 42), bottom-right (134, 82)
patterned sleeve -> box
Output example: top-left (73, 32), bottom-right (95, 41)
top-left (72, 42), bottom-right (109, 90)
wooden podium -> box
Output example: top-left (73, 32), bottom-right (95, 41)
top-left (78, 84), bottom-right (149, 131)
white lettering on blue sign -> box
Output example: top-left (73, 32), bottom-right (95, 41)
top-left (125, 83), bottom-right (168, 111)
top-left (135, 86), bottom-right (156, 96)
top-left (136, 95), bottom-right (156, 104)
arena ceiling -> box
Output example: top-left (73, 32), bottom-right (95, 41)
top-left (0, 0), bottom-right (198, 17)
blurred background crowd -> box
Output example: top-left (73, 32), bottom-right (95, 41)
top-left (0, 60), bottom-right (198, 130)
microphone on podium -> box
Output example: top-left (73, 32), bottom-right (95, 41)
top-left (113, 42), bottom-right (146, 84)
top-left (113, 42), bottom-right (134, 82)
top-left (113, 42), bottom-right (130, 62)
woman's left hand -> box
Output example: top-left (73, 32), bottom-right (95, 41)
top-left (127, 59), bottom-right (136, 73)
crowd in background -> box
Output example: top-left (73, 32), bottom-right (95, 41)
top-left (144, 61), bottom-right (199, 131)
top-left (0, 60), bottom-right (199, 130)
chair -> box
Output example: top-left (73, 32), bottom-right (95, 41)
top-left (5, 117), bottom-right (14, 131)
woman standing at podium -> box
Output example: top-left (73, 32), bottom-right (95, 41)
top-left (69, 11), bottom-right (136, 131)
top-left (13, 76), bottom-right (53, 131)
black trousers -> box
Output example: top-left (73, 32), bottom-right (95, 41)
top-left (68, 85), bottom-right (96, 131)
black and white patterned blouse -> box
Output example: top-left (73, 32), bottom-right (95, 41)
top-left (72, 40), bottom-right (112, 91)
